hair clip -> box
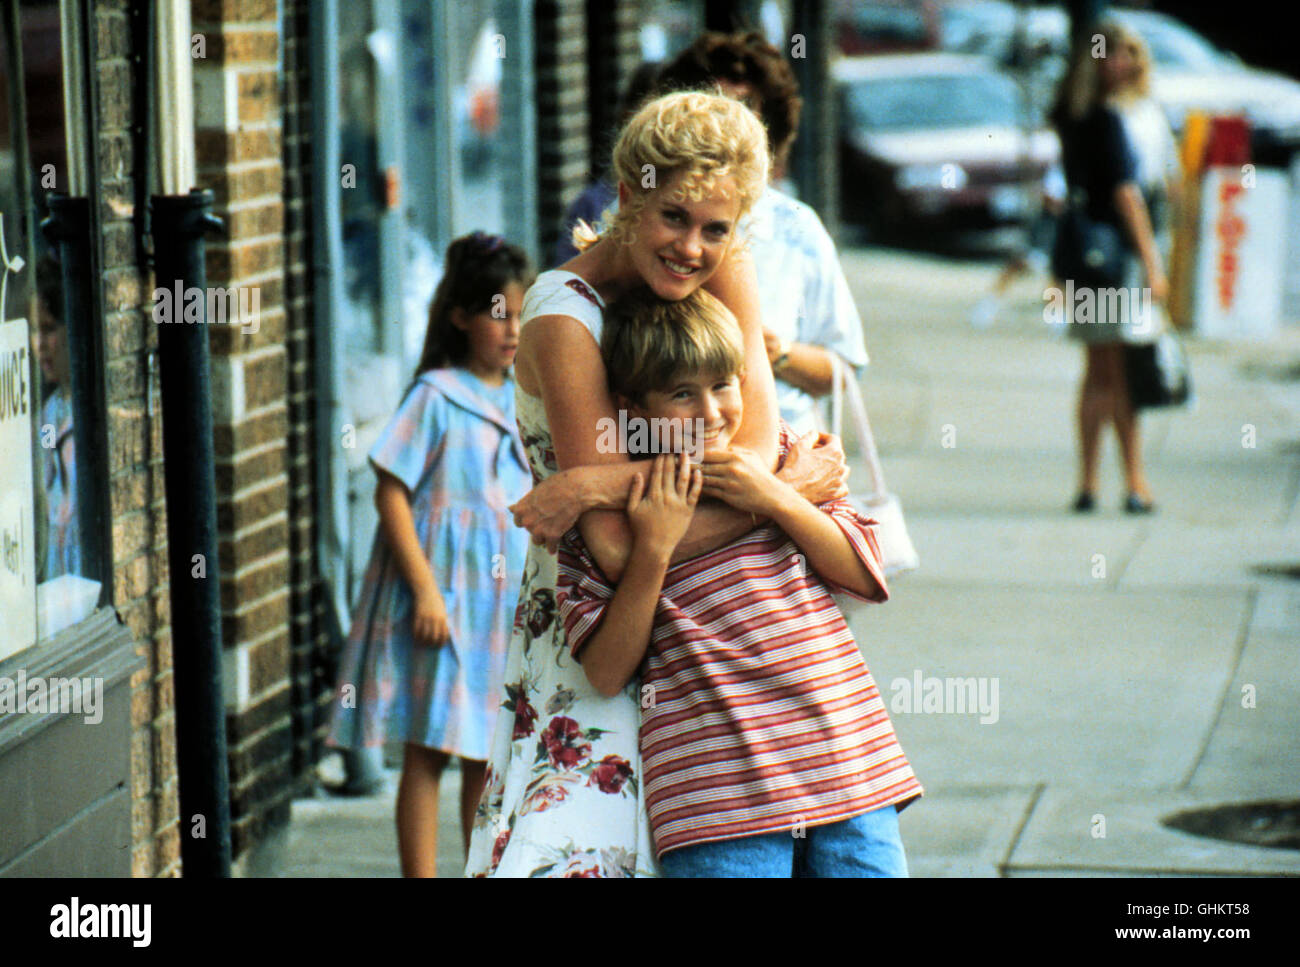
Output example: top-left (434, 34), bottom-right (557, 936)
top-left (469, 231), bottom-right (506, 254)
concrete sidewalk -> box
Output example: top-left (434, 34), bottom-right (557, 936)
top-left (846, 246), bottom-right (1300, 877)
top-left (254, 245), bottom-right (1300, 877)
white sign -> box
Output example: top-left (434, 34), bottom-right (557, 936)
top-left (1193, 166), bottom-right (1289, 340)
top-left (0, 316), bottom-right (37, 661)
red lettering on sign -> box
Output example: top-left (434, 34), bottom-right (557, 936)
top-left (1216, 176), bottom-right (1246, 310)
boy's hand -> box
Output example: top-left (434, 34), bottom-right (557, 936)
top-left (626, 452), bottom-right (702, 561)
top-left (699, 445), bottom-right (789, 516)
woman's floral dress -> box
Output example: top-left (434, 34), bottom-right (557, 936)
top-left (464, 271), bottom-right (659, 878)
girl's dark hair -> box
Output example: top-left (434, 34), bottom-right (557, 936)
top-left (415, 232), bottom-right (533, 376)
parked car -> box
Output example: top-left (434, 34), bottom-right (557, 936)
top-left (833, 0), bottom-right (942, 56)
top-left (834, 53), bottom-right (1060, 236)
top-left (938, 2), bottom-right (1300, 164)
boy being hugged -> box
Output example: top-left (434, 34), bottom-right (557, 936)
top-left (555, 287), bottom-right (922, 878)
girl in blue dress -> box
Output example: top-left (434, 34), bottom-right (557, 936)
top-left (327, 232), bottom-right (534, 876)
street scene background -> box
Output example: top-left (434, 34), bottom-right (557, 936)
top-left (271, 240), bottom-right (1300, 877)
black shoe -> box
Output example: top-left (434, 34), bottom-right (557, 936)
top-left (1124, 493), bottom-right (1156, 514)
top-left (1073, 491), bottom-right (1095, 512)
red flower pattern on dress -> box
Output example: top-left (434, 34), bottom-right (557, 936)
top-left (540, 715), bottom-right (591, 771)
top-left (525, 783), bottom-right (569, 813)
top-left (561, 854), bottom-right (603, 877)
top-left (491, 829), bottom-right (511, 870)
top-left (513, 694), bottom-right (538, 740)
top-left (587, 754), bottom-right (634, 795)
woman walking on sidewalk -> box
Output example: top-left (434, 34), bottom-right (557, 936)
top-left (1052, 20), bottom-right (1169, 514)
top-left (464, 91), bottom-right (847, 877)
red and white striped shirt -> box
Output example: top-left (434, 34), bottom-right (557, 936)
top-left (556, 433), bottom-right (922, 857)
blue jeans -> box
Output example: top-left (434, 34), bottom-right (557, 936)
top-left (658, 805), bottom-right (909, 878)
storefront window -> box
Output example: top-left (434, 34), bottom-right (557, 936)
top-left (447, 6), bottom-right (505, 238)
top-left (0, 0), bottom-right (101, 661)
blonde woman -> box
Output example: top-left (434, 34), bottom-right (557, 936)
top-left (1052, 20), bottom-right (1168, 514)
top-left (1108, 25), bottom-right (1181, 272)
top-left (464, 91), bottom-right (847, 877)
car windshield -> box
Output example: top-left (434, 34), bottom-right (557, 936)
top-left (940, 2), bottom-right (1016, 58)
top-left (1122, 15), bottom-right (1232, 71)
top-left (851, 5), bottom-right (928, 43)
top-left (844, 71), bottom-right (1025, 130)
top-left (1086, 12), bottom-right (1232, 72)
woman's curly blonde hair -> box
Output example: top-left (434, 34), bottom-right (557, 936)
top-left (572, 90), bottom-right (770, 251)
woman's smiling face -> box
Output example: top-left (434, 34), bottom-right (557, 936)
top-left (622, 170), bottom-right (742, 301)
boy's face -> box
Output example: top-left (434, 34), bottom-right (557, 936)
top-left (627, 370), bottom-right (743, 455)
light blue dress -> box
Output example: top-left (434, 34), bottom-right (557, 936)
top-left (327, 368), bottom-right (531, 760)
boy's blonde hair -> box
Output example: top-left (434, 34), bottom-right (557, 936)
top-left (573, 90), bottom-right (770, 251)
top-left (601, 287), bottom-right (746, 404)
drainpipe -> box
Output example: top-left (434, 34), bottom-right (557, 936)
top-left (150, 0), bottom-right (231, 876)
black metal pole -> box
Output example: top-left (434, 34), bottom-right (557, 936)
top-left (150, 188), bottom-right (231, 877)
top-left (792, 0), bottom-right (838, 237)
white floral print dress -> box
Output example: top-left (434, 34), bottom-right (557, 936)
top-left (464, 270), bottom-right (659, 878)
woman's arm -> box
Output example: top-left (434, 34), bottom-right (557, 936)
top-left (373, 469), bottom-right (450, 646)
top-left (1114, 182), bottom-right (1167, 301)
top-left (511, 431), bottom-right (849, 552)
top-left (765, 330), bottom-right (835, 398)
top-left (703, 246), bottom-right (779, 466)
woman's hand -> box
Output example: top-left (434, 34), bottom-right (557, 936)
top-left (763, 327), bottom-right (785, 364)
top-left (509, 468), bottom-right (585, 554)
top-left (776, 431), bottom-right (849, 505)
top-left (412, 587), bottom-right (451, 647)
top-left (1145, 262), bottom-right (1169, 304)
top-left (698, 446), bottom-right (788, 517)
top-left (626, 452), bottom-right (703, 561)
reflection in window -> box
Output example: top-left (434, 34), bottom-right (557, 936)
top-left (34, 254), bottom-right (78, 582)
top-left (337, 1), bottom-right (381, 359)
top-left (0, 0), bottom-right (100, 651)
top-left (450, 10), bottom-right (504, 237)
top-left (639, 0), bottom-right (705, 63)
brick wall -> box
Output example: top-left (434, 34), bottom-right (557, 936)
top-left (91, 0), bottom-right (181, 878)
top-left (191, 0), bottom-right (293, 860)
top-left (535, 0), bottom-right (590, 259)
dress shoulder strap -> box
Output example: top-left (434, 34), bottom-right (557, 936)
top-left (521, 270), bottom-right (606, 344)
